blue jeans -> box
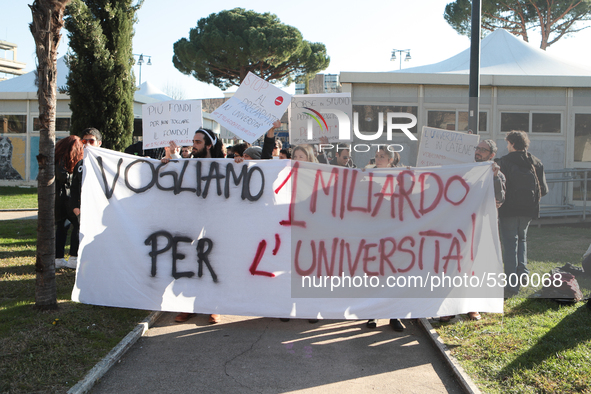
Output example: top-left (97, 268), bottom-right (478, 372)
top-left (499, 216), bottom-right (531, 295)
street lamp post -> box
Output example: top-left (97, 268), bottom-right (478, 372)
top-left (390, 49), bottom-right (411, 70)
top-left (133, 53), bottom-right (152, 86)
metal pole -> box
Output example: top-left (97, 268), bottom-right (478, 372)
top-left (139, 63), bottom-right (142, 86)
top-left (468, 0), bottom-right (481, 133)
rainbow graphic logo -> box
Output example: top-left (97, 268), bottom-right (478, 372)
top-left (303, 107), bottom-right (329, 132)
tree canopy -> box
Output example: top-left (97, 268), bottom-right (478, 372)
top-left (444, 0), bottom-right (591, 49)
top-left (172, 8), bottom-right (330, 90)
top-left (64, 0), bottom-right (142, 151)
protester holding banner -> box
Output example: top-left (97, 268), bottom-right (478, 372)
top-left (179, 111), bottom-right (221, 314)
top-left (72, 129), bottom-right (103, 214)
top-left (66, 128), bottom-right (104, 270)
top-left (475, 140), bottom-right (506, 209)
top-left (55, 136), bottom-right (85, 269)
top-left (329, 144), bottom-right (356, 168)
top-left (364, 146), bottom-right (405, 331)
top-left (461, 139), bottom-right (506, 322)
top-left (225, 146), bottom-right (234, 159)
top-left (243, 146), bottom-right (262, 160)
top-left (191, 128), bottom-right (224, 159)
top-left (232, 143), bottom-right (248, 158)
top-left (180, 146), bottom-right (192, 159)
top-left (233, 121), bottom-right (282, 163)
top-left (279, 149), bottom-right (291, 159)
top-left (292, 145), bottom-right (319, 163)
top-left (162, 128), bottom-right (225, 165)
top-left (364, 146), bottom-right (402, 169)
top-left (259, 120), bottom-right (282, 160)
top-left (163, 128), bottom-right (225, 324)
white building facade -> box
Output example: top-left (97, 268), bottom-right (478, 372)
top-left (339, 29), bottom-right (591, 212)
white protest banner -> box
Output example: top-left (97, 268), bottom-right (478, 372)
top-left (142, 100), bottom-right (203, 149)
top-left (288, 93), bottom-right (352, 145)
top-left (417, 126), bottom-right (480, 166)
top-left (209, 72), bottom-right (291, 144)
top-left (73, 147), bottom-right (503, 319)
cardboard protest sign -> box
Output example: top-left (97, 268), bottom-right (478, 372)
top-left (288, 93), bottom-right (352, 145)
top-left (209, 72), bottom-right (291, 144)
top-left (73, 147), bottom-right (503, 319)
top-left (416, 126), bottom-right (480, 166)
top-left (142, 100), bottom-right (203, 149)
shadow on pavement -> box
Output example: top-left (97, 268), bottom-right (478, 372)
top-left (91, 313), bottom-right (462, 393)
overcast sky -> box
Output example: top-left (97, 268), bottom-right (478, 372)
top-left (3, 0), bottom-right (591, 99)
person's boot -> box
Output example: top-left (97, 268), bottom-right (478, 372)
top-left (389, 319), bottom-right (405, 332)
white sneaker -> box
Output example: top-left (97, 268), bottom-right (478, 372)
top-left (55, 258), bottom-right (68, 268)
top-left (66, 256), bottom-right (78, 269)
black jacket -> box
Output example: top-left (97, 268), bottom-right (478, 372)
top-left (70, 160), bottom-right (83, 212)
top-left (496, 151), bottom-right (548, 218)
top-left (54, 163), bottom-right (72, 222)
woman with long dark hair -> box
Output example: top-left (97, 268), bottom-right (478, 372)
top-left (55, 135), bottom-right (84, 269)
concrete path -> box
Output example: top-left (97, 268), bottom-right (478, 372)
top-left (0, 209), bottom-right (38, 220)
top-left (90, 313), bottom-right (463, 394)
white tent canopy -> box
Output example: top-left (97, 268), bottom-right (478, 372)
top-left (0, 56), bottom-right (172, 102)
top-left (0, 56), bottom-right (69, 93)
top-left (390, 29), bottom-right (591, 77)
top-left (136, 81), bottom-right (172, 102)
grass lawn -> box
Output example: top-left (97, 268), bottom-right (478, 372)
top-left (0, 186), bottom-right (38, 210)
top-left (0, 219), bottom-right (150, 393)
top-left (433, 225), bottom-right (591, 394)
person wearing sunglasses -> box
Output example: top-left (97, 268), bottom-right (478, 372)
top-left (71, 128), bottom-right (102, 219)
top-left (55, 128), bottom-right (102, 270)
top-left (81, 128), bottom-right (102, 147)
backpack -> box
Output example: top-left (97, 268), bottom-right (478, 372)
top-left (540, 268), bottom-right (584, 305)
top-left (506, 161), bottom-right (540, 210)
top-left (56, 166), bottom-right (73, 199)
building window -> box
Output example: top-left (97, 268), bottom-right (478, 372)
top-left (458, 111), bottom-right (487, 132)
top-left (353, 105), bottom-right (418, 135)
top-left (428, 111), bottom-right (455, 130)
top-left (0, 115), bottom-right (26, 133)
top-left (33, 117), bottom-right (71, 132)
top-left (501, 112), bottom-right (529, 133)
top-left (574, 114), bottom-right (591, 162)
top-left (428, 110), bottom-right (487, 132)
top-left (532, 113), bottom-right (560, 133)
top-left (501, 112), bottom-right (561, 133)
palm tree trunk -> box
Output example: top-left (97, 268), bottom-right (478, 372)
top-left (30, 0), bottom-right (71, 310)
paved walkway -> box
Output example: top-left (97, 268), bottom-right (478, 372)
top-left (0, 209), bottom-right (38, 220)
top-left (90, 314), bottom-right (463, 394)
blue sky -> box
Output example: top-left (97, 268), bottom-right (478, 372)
top-left (2, 0), bottom-right (591, 99)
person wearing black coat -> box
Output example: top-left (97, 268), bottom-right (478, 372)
top-left (55, 136), bottom-right (85, 269)
top-left (495, 131), bottom-right (548, 297)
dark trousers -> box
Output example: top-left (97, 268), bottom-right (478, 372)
top-left (55, 212), bottom-right (80, 258)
